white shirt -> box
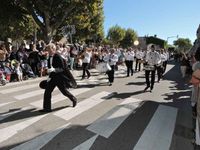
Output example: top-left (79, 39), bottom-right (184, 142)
top-left (103, 53), bottom-right (118, 66)
top-left (160, 53), bottom-right (168, 62)
top-left (124, 51), bottom-right (135, 61)
top-left (135, 50), bottom-right (144, 59)
top-left (146, 51), bottom-right (161, 65)
top-left (82, 51), bottom-right (92, 63)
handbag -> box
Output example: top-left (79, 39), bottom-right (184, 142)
top-left (96, 62), bottom-right (111, 73)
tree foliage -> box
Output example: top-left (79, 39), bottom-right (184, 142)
top-left (173, 38), bottom-right (192, 52)
top-left (0, 0), bottom-right (104, 44)
top-left (65, 0), bottom-right (104, 43)
top-left (107, 25), bottom-right (126, 45)
top-left (0, 0), bottom-right (37, 41)
top-left (120, 28), bottom-right (137, 48)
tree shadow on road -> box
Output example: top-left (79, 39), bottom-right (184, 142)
top-left (104, 90), bottom-right (144, 100)
top-left (160, 62), bottom-right (192, 111)
top-left (0, 106), bottom-right (70, 124)
top-left (126, 81), bottom-right (146, 86)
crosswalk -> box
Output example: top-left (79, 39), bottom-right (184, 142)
top-left (0, 67), bottom-right (192, 150)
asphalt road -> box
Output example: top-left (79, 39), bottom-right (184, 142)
top-left (0, 61), bottom-right (194, 150)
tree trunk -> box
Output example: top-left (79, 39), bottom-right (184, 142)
top-left (43, 12), bottom-right (53, 44)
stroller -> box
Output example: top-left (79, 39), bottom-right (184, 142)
top-left (21, 63), bottom-right (36, 79)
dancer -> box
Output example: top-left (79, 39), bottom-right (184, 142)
top-left (40, 43), bottom-right (77, 112)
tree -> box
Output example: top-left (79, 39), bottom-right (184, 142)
top-left (65, 0), bottom-right (104, 43)
top-left (107, 25), bottom-right (126, 45)
top-left (120, 28), bottom-right (138, 48)
top-left (173, 38), bottom-right (192, 52)
top-left (0, 0), bottom-right (104, 44)
top-left (0, 0), bottom-right (37, 41)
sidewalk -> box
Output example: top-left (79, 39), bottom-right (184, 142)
top-left (159, 61), bottom-right (194, 150)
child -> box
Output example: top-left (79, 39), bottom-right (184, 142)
top-left (14, 62), bottom-right (23, 81)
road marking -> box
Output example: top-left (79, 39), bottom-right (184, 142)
top-left (54, 92), bottom-right (111, 121)
top-left (87, 97), bottom-right (141, 138)
top-left (30, 88), bottom-right (92, 108)
top-left (0, 83), bottom-right (39, 94)
top-left (0, 77), bottom-right (45, 88)
top-left (0, 101), bottom-right (15, 108)
top-left (133, 105), bottom-right (178, 150)
top-left (0, 107), bottom-right (31, 121)
top-left (72, 135), bottom-right (98, 150)
top-left (14, 89), bottom-right (44, 100)
top-left (0, 114), bottom-right (47, 143)
top-left (11, 123), bottom-right (70, 150)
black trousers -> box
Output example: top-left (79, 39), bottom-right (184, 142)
top-left (43, 74), bottom-right (75, 110)
top-left (30, 62), bottom-right (39, 76)
top-left (162, 61), bottom-right (167, 74)
top-left (82, 63), bottom-right (90, 79)
top-left (135, 59), bottom-right (141, 71)
top-left (145, 70), bottom-right (155, 89)
top-left (125, 60), bottom-right (133, 76)
top-left (156, 65), bottom-right (163, 82)
top-left (107, 65), bottom-right (115, 83)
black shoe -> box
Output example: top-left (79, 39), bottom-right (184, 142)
top-left (150, 87), bottom-right (153, 92)
top-left (87, 75), bottom-right (91, 79)
top-left (72, 99), bottom-right (77, 107)
top-left (144, 86), bottom-right (150, 92)
top-left (39, 109), bottom-right (52, 113)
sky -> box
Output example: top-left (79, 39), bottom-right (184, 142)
top-left (103, 0), bottom-right (200, 44)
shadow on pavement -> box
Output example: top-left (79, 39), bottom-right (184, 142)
top-left (0, 100), bottom-right (194, 150)
top-left (161, 62), bottom-right (192, 110)
top-left (126, 81), bottom-right (146, 86)
top-left (0, 106), bottom-right (70, 124)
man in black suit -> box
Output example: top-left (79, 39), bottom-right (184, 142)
top-left (40, 43), bottom-right (77, 112)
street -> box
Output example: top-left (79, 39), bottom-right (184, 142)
top-left (0, 61), bottom-right (194, 150)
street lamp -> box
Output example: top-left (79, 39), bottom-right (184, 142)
top-left (134, 40), bottom-right (139, 46)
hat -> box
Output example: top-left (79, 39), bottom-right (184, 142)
top-left (39, 80), bottom-right (47, 89)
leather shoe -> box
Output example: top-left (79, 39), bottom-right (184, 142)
top-left (144, 86), bottom-right (150, 92)
top-left (39, 109), bottom-right (52, 113)
top-left (72, 99), bottom-right (77, 107)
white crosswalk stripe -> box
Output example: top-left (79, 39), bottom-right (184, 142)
top-left (10, 123), bottom-right (70, 150)
top-left (14, 89), bottom-right (44, 100)
top-left (30, 88), bottom-right (93, 108)
top-left (133, 105), bottom-right (178, 150)
top-left (53, 92), bottom-right (112, 121)
top-left (0, 114), bottom-right (47, 143)
top-left (72, 135), bottom-right (98, 150)
top-left (0, 107), bottom-right (31, 122)
top-left (87, 98), bottom-right (142, 138)
top-left (0, 83), bottom-right (39, 94)
top-left (0, 66), bottom-right (183, 150)
top-left (0, 102), bottom-right (16, 108)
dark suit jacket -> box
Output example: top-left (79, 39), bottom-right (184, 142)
top-left (50, 53), bottom-right (77, 88)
